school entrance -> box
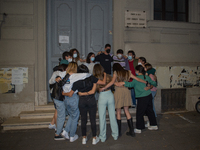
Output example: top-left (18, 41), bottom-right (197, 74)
top-left (46, 0), bottom-right (113, 102)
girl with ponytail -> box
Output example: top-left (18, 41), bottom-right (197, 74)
top-left (115, 65), bottom-right (158, 134)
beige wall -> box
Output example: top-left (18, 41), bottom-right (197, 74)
top-left (113, 0), bottom-right (200, 66)
top-left (0, 0), bottom-right (46, 118)
top-left (113, 0), bottom-right (200, 113)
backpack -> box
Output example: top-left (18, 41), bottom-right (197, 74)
top-left (50, 73), bottom-right (70, 101)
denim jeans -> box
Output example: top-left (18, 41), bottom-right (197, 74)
top-left (54, 99), bottom-right (68, 135)
top-left (151, 91), bottom-right (157, 117)
top-left (98, 90), bottom-right (118, 142)
top-left (131, 88), bottom-right (136, 105)
top-left (64, 94), bottom-right (80, 137)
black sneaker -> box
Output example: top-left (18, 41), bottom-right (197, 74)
top-left (54, 135), bottom-right (65, 140)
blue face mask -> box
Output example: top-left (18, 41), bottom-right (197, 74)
top-left (73, 53), bottom-right (77, 58)
top-left (136, 73), bottom-right (138, 76)
top-left (91, 57), bottom-right (95, 62)
top-left (128, 56), bottom-right (132, 60)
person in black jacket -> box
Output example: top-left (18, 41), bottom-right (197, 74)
top-left (62, 64), bottom-right (106, 145)
top-left (49, 64), bottom-right (68, 131)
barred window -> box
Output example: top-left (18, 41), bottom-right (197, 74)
top-left (154, 0), bottom-right (188, 22)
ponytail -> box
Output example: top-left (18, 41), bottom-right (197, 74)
top-left (135, 65), bottom-right (146, 79)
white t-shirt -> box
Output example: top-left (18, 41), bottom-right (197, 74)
top-left (49, 71), bottom-right (91, 94)
top-left (84, 62), bottom-right (97, 74)
top-left (63, 73), bottom-right (91, 93)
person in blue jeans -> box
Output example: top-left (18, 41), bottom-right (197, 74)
top-left (49, 62), bottom-right (91, 142)
top-left (49, 64), bottom-right (68, 130)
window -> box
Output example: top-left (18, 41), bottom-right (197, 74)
top-left (154, 0), bottom-right (188, 22)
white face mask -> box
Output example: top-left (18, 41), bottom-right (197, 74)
top-left (117, 54), bottom-right (122, 59)
top-left (73, 53), bottom-right (77, 58)
top-left (138, 62), bottom-right (142, 65)
top-left (68, 58), bottom-right (72, 62)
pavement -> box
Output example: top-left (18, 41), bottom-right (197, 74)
top-left (0, 111), bottom-right (200, 150)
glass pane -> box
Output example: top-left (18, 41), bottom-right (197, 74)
top-left (177, 14), bottom-right (186, 21)
top-left (165, 12), bottom-right (174, 21)
top-left (154, 12), bottom-right (162, 20)
top-left (154, 0), bottom-right (162, 11)
top-left (166, 0), bottom-right (174, 12)
top-left (177, 0), bottom-right (186, 12)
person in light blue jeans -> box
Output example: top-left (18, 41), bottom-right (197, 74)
top-left (54, 99), bottom-right (68, 136)
top-left (64, 94), bottom-right (80, 136)
top-left (151, 91), bottom-right (157, 117)
top-left (145, 63), bottom-right (157, 118)
top-left (131, 88), bottom-right (136, 106)
top-left (54, 94), bottom-right (79, 141)
top-left (92, 64), bottom-right (118, 142)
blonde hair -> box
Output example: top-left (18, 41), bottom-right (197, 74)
top-left (66, 62), bottom-right (77, 73)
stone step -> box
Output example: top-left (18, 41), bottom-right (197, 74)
top-left (2, 104), bottom-right (139, 130)
top-left (2, 117), bottom-right (52, 130)
top-left (19, 108), bottom-right (136, 119)
top-left (34, 104), bottom-right (55, 111)
top-left (2, 116), bottom-right (148, 131)
top-left (20, 110), bottom-right (55, 119)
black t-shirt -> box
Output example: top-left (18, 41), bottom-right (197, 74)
top-left (95, 53), bottom-right (113, 74)
top-left (72, 75), bottom-right (98, 93)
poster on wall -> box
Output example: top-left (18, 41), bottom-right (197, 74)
top-left (0, 67), bottom-right (28, 94)
top-left (169, 66), bottom-right (200, 88)
top-left (59, 35), bottom-right (69, 43)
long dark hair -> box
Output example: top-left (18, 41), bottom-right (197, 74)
top-left (70, 48), bottom-right (80, 62)
top-left (113, 63), bottom-right (129, 82)
top-left (135, 65), bottom-right (146, 79)
top-left (86, 52), bottom-right (95, 63)
top-left (93, 64), bottom-right (112, 92)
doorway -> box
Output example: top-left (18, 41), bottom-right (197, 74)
top-left (47, 0), bottom-right (113, 102)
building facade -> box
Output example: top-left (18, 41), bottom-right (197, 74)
top-left (0, 0), bottom-right (200, 118)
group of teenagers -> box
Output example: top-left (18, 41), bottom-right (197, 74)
top-left (48, 44), bottom-right (158, 145)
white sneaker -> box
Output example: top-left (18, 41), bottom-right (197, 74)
top-left (134, 129), bottom-right (142, 134)
top-left (92, 136), bottom-right (99, 145)
top-left (61, 130), bottom-right (69, 139)
top-left (148, 126), bottom-right (158, 130)
top-left (145, 121), bottom-right (150, 128)
top-left (49, 124), bottom-right (56, 129)
top-left (82, 137), bottom-right (87, 144)
top-left (70, 134), bottom-right (78, 142)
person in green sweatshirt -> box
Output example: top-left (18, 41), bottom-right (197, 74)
top-left (115, 65), bottom-right (158, 134)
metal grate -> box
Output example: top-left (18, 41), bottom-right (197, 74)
top-left (161, 88), bottom-right (186, 112)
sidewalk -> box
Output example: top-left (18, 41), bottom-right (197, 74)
top-left (0, 111), bottom-right (200, 150)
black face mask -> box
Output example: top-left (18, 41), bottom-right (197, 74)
top-left (106, 49), bottom-right (110, 54)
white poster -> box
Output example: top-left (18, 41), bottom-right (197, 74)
top-left (12, 68), bottom-right (23, 85)
top-left (125, 10), bottom-right (146, 28)
top-left (59, 35), bottom-right (69, 43)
